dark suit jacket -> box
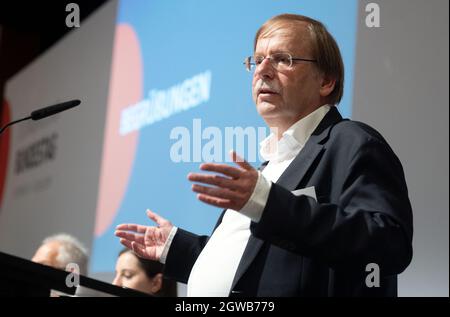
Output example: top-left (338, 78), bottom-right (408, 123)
top-left (164, 107), bottom-right (413, 297)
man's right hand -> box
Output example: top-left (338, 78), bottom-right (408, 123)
top-left (114, 209), bottom-right (173, 262)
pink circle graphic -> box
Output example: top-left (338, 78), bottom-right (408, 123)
top-left (95, 24), bottom-right (143, 236)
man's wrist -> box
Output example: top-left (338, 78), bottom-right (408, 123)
top-left (159, 226), bottom-right (178, 264)
top-left (239, 171), bottom-right (272, 222)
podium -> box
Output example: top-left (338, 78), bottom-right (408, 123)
top-left (0, 251), bottom-right (150, 297)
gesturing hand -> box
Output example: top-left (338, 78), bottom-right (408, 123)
top-left (188, 150), bottom-right (258, 211)
top-left (114, 209), bottom-right (173, 262)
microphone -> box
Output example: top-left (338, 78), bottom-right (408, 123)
top-left (30, 99), bottom-right (81, 120)
top-left (0, 99), bottom-right (81, 135)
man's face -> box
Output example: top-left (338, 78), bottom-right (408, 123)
top-left (252, 24), bottom-right (324, 126)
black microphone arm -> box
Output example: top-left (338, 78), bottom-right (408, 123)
top-left (0, 99), bottom-right (81, 135)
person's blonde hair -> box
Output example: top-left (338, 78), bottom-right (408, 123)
top-left (254, 14), bottom-right (344, 105)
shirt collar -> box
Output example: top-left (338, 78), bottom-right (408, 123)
top-left (260, 104), bottom-right (331, 163)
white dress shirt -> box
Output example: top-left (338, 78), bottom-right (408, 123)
top-left (161, 105), bottom-right (331, 296)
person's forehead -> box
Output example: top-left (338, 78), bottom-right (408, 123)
top-left (118, 252), bottom-right (140, 268)
top-left (255, 24), bottom-right (312, 54)
top-left (41, 241), bottom-right (61, 254)
top-left (34, 242), bottom-right (60, 262)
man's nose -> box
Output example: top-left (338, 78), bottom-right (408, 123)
top-left (255, 58), bottom-right (275, 79)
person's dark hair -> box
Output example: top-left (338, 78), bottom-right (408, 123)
top-left (119, 248), bottom-right (177, 297)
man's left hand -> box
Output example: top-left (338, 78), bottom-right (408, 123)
top-left (188, 150), bottom-right (258, 210)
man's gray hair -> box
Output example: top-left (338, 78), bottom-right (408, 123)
top-left (42, 233), bottom-right (89, 275)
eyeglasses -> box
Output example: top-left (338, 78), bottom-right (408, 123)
top-left (244, 52), bottom-right (317, 72)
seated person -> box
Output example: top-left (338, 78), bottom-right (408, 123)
top-left (113, 248), bottom-right (177, 297)
top-left (32, 233), bottom-right (88, 275)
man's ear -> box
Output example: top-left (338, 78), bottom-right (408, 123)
top-left (319, 75), bottom-right (336, 98)
top-left (150, 273), bottom-right (163, 294)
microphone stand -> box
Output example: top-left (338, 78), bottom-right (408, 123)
top-left (0, 99), bottom-right (80, 135)
top-left (0, 115), bottom-right (31, 135)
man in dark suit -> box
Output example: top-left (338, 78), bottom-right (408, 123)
top-left (115, 14), bottom-right (413, 297)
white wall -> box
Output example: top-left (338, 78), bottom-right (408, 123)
top-left (353, 0), bottom-right (449, 296)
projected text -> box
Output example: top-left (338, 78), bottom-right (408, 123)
top-left (120, 70), bottom-right (212, 135)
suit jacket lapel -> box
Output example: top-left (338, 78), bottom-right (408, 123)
top-left (277, 106), bottom-right (343, 189)
top-left (230, 107), bottom-right (344, 292)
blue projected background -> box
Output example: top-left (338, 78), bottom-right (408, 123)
top-left (91, 0), bottom-right (357, 273)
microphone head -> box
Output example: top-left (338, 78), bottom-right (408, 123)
top-left (31, 99), bottom-right (81, 121)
